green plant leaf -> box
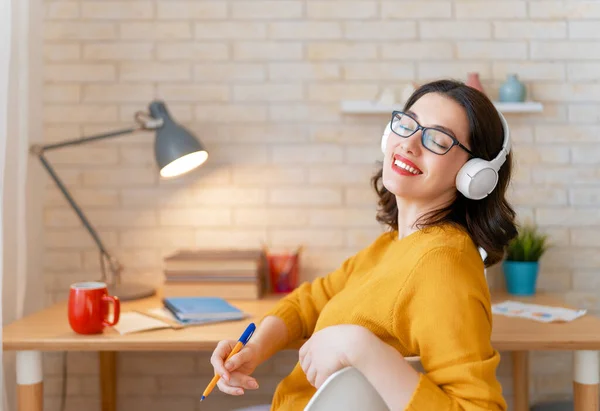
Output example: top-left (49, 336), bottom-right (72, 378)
top-left (505, 224), bottom-right (549, 262)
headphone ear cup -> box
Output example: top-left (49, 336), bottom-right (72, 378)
top-left (381, 122), bottom-right (391, 154)
top-left (455, 158), bottom-right (499, 200)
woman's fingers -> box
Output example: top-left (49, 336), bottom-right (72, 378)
top-left (210, 340), bottom-right (235, 379)
top-left (227, 372), bottom-right (259, 390)
top-left (217, 378), bottom-right (244, 396)
top-left (224, 348), bottom-right (252, 372)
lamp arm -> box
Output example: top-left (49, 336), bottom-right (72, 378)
top-left (36, 126), bottom-right (139, 152)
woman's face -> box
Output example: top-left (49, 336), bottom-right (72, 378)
top-left (382, 92), bottom-right (472, 205)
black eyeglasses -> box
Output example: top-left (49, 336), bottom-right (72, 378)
top-left (389, 111), bottom-right (475, 157)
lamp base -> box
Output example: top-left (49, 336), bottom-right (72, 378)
top-left (107, 282), bottom-right (156, 301)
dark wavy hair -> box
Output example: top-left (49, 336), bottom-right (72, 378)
top-left (371, 79), bottom-right (517, 266)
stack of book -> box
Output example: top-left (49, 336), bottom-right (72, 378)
top-left (161, 249), bottom-right (266, 299)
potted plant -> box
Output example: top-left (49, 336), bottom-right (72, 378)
top-left (503, 224), bottom-right (550, 296)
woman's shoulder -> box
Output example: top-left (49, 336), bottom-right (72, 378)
top-left (419, 223), bottom-right (478, 253)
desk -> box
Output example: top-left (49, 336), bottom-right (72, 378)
top-left (3, 292), bottom-right (600, 411)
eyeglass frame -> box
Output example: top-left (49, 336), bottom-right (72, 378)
top-left (389, 110), bottom-right (476, 157)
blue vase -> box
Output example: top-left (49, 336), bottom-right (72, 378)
top-left (499, 74), bottom-right (526, 102)
top-left (502, 260), bottom-right (539, 296)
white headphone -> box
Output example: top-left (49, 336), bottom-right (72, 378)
top-left (381, 109), bottom-right (511, 200)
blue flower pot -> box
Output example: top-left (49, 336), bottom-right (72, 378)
top-left (499, 73), bottom-right (527, 103)
top-left (502, 260), bottom-right (539, 296)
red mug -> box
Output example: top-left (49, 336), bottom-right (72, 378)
top-left (68, 282), bottom-right (120, 334)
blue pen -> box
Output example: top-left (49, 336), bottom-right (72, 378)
top-left (200, 322), bottom-right (256, 401)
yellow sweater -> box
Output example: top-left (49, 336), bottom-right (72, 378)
top-left (264, 224), bottom-right (506, 411)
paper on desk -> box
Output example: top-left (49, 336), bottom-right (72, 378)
top-left (112, 312), bottom-right (172, 335)
top-left (492, 300), bottom-right (587, 323)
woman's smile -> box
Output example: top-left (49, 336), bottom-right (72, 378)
top-left (392, 154), bottom-right (422, 176)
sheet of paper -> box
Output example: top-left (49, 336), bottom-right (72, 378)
top-left (492, 300), bottom-right (587, 323)
top-left (112, 312), bottom-right (172, 335)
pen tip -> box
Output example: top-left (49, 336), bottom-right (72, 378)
top-left (200, 396), bottom-right (205, 402)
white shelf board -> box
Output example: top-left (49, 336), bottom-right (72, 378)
top-left (341, 100), bottom-right (544, 114)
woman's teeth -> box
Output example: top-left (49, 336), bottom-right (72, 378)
top-left (394, 159), bottom-right (421, 175)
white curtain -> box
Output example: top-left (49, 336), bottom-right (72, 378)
top-left (1, 0), bottom-right (45, 409)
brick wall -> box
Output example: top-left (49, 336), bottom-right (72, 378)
top-left (41, 1), bottom-right (600, 410)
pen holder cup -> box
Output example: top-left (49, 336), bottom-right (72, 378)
top-left (267, 253), bottom-right (300, 294)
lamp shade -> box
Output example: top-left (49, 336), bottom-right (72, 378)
top-left (149, 100), bottom-right (208, 178)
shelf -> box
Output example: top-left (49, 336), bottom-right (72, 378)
top-left (340, 100), bottom-right (544, 114)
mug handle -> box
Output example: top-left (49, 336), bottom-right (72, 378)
top-left (102, 295), bottom-right (120, 327)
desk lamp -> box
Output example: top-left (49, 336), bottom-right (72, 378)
top-left (30, 101), bottom-right (208, 301)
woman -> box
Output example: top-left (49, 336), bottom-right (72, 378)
top-left (210, 79), bottom-right (517, 410)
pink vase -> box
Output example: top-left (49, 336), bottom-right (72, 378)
top-left (466, 72), bottom-right (485, 94)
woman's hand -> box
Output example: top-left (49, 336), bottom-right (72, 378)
top-left (299, 324), bottom-right (375, 389)
top-left (209, 340), bottom-right (261, 396)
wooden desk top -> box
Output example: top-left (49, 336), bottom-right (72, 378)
top-left (4, 292), bottom-right (600, 352)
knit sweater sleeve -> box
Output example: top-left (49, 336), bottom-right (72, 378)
top-left (263, 253), bottom-right (357, 342)
top-left (397, 246), bottom-right (507, 411)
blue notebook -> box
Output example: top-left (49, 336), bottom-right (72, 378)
top-left (162, 297), bottom-right (247, 322)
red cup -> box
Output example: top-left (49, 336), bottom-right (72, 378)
top-left (68, 282), bottom-right (120, 334)
top-left (268, 253), bottom-right (299, 293)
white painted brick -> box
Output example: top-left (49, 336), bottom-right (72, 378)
top-left (233, 1), bottom-right (303, 19)
top-left (345, 187), bottom-right (378, 206)
top-left (83, 84), bottom-right (154, 103)
top-left (508, 187), bottom-right (567, 206)
top-left (44, 376), bottom-right (80, 396)
top-left (194, 104), bottom-right (267, 123)
top-left (538, 227), bottom-right (570, 247)
top-left (345, 144), bottom-right (382, 164)
top-left (508, 125), bottom-right (534, 143)
top-left (43, 168), bottom-right (81, 187)
top-left (271, 144), bottom-right (343, 164)
top-left (45, 64), bottom-right (116, 82)
top-left (529, 1), bottom-right (600, 19)
top-left (43, 85), bottom-right (80, 103)
top-left (309, 208), bottom-right (376, 227)
top-left (568, 103), bottom-right (600, 123)
top-left (494, 22), bottom-right (566, 39)
top-left (571, 146), bottom-right (600, 164)
top-left (537, 208), bottom-right (600, 226)
top-left (493, 63), bottom-right (565, 82)
top-left (44, 44), bottom-right (80, 61)
top-left (83, 43), bottom-right (153, 61)
top-left (232, 166), bottom-right (306, 185)
top-left (234, 42), bottom-right (303, 61)
top-left (382, 42), bottom-right (453, 61)
top-left (120, 22), bottom-right (192, 40)
top-left (457, 42), bottom-right (527, 60)
top-left (156, 1), bottom-right (227, 19)
top-left (116, 376), bottom-right (158, 396)
top-left (45, 2), bottom-right (79, 19)
top-left (45, 229), bottom-right (118, 249)
top-left (512, 165), bottom-right (531, 184)
top-left (531, 42), bottom-right (600, 61)
top-left (233, 208), bottom-right (309, 227)
top-left (573, 270), bottom-right (600, 291)
top-left (532, 167), bottom-right (597, 185)
top-left (194, 63), bottom-right (266, 82)
top-left (156, 42), bottom-right (228, 61)
top-left (157, 85), bottom-right (229, 102)
top-left (456, 1), bottom-right (526, 19)
top-left (156, 376), bottom-right (203, 396)
top-left (307, 1), bottom-right (378, 19)
top-left (84, 210), bottom-right (157, 228)
top-left (270, 229), bottom-right (344, 248)
top-left (308, 165), bottom-right (376, 185)
top-left (535, 125), bottom-right (600, 142)
top-left (121, 103), bottom-right (193, 123)
top-left (195, 187), bottom-right (267, 205)
top-left (159, 208), bottom-right (231, 227)
top-left (269, 22), bottom-right (342, 40)
top-left (513, 144), bottom-right (570, 164)
top-left (81, 2), bottom-right (154, 20)
top-left (268, 63), bottom-right (340, 81)
top-left (44, 22), bottom-right (117, 40)
top-left (307, 42), bottom-right (378, 60)
top-left (120, 228), bottom-right (195, 247)
top-left (44, 251), bottom-right (82, 269)
top-left (195, 229), bottom-right (268, 248)
top-left (119, 62), bottom-right (191, 82)
top-left (233, 84), bottom-right (303, 102)
top-left (269, 188), bottom-right (342, 205)
top-left (564, 291), bottom-right (600, 311)
top-left (119, 146), bottom-right (153, 166)
top-left (269, 103), bottom-right (340, 122)
top-left (121, 188), bottom-right (196, 207)
top-left (571, 230), bottom-right (600, 247)
top-left (569, 22), bottom-right (600, 39)
top-left (418, 62), bottom-right (491, 81)
top-left (381, 1), bottom-right (451, 18)
top-left (344, 22), bottom-right (417, 40)
top-left (342, 62), bottom-right (414, 81)
top-left (117, 397), bottom-right (195, 411)
top-left (569, 188), bottom-right (600, 206)
top-left (82, 168), bottom-right (156, 187)
top-left (568, 63), bottom-right (600, 82)
top-left (47, 146), bottom-right (119, 166)
top-left (223, 124), bottom-right (309, 143)
top-left (308, 84), bottom-right (379, 102)
top-left (419, 22), bottom-right (490, 40)
top-left (44, 105), bottom-right (118, 124)
top-left (120, 353), bottom-right (196, 375)
top-left (195, 22), bottom-right (267, 40)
